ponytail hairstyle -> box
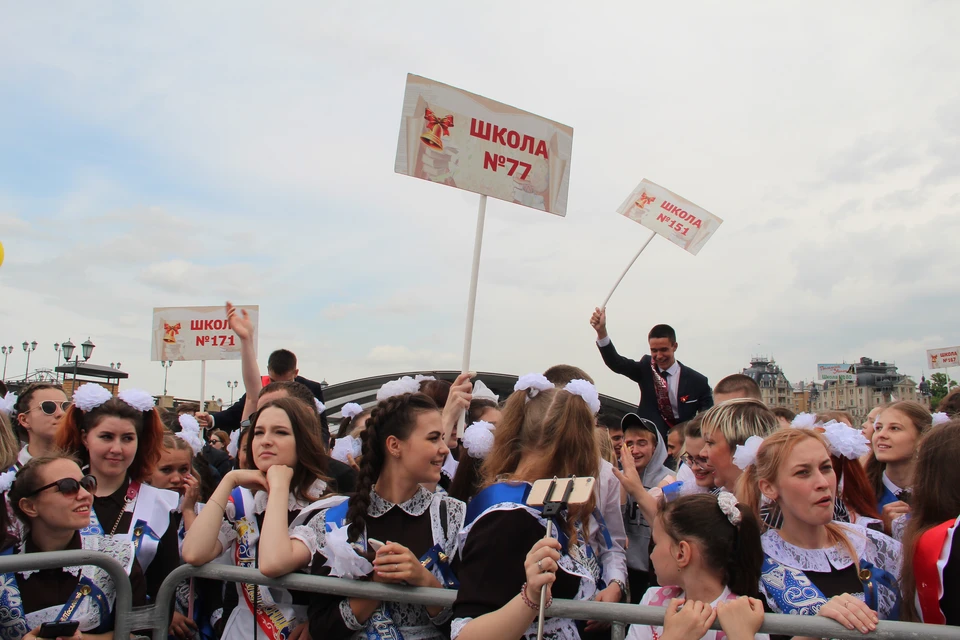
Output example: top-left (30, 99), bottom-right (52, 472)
top-left (9, 453), bottom-right (81, 523)
top-left (480, 386), bottom-right (599, 550)
top-left (736, 428), bottom-right (858, 560)
top-left (865, 400), bottom-right (932, 499)
top-left (831, 453), bottom-right (879, 520)
top-left (901, 419), bottom-right (960, 621)
top-left (346, 393), bottom-right (439, 542)
top-left (658, 493), bottom-right (762, 598)
top-left (246, 397), bottom-right (332, 503)
top-left (12, 382), bottom-right (65, 442)
top-left (334, 408), bottom-right (371, 441)
top-left (55, 397), bottom-right (164, 483)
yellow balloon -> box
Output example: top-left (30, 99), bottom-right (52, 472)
top-left (0, 241), bottom-right (4, 267)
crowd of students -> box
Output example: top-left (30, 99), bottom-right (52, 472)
top-left (0, 305), bottom-right (958, 640)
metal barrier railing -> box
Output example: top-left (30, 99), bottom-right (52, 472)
top-left (4, 552), bottom-right (960, 640)
top-left (153, 563), bottom-right (960, 640)
top-left (0, 550), bottom-right (135, 640)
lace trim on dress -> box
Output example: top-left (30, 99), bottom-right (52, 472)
top-left (368, 486), bottom-right (433, 518)
top-left (253, 479), bottom-right (329, 514)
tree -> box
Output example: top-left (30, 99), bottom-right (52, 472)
top-left (930, 372), bottom-right (958, 409)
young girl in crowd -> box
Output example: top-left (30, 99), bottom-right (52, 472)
top-left (54, 386), bottom-right (179, 602)
top-left (787, 414), bottom-right (879, 528)
top-left (452, 377), bottom-right (601, 640)
top-left (737, 428), bottom-right (902, 632)
top-left (330, 403), bottom-right (369, 471)
top-left (208, 430), bottom-right (229, 453)
top-left (183, 397), bottom-right (338, 640)
top-left (12, 383), bottom-right (70, 467)
top-left (700, 399), bottom-right (779, 493)
top-left (901, 418), bottom-right (960, 624)
top-left (626, 492), bottom-right (767, 640)
top-left (675, 415), bottom-right (715, 494)
top-left (2, 456), bottom-right (147, 640)
top-left (867, 401), bottom-right (932, 533)
top-left (307, 392), bottom-right (464, 639)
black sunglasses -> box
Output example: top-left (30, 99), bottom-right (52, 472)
top-left (27, 474), bottom-right (98, 497)
top-left (29, 401), bottom-right (72, 416)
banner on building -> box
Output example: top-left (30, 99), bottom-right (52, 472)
top-left (817, 363), bottom-right (856, 381)
top-left (394, 74), bottom-right (574, 217)
top-left (927, 346), bottom-right (960, 370)
top-left (151, 306), bottom-right (259, 362)
top-left (616, 179), bottom-right (724, 255)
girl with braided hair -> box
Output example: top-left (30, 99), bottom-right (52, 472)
top-left (307, 392), bottom-right (465, 640)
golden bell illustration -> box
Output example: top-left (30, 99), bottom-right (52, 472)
top-left (420, 108), bottom-right (453, 152)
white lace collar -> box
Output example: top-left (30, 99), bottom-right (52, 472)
top-left (881, 472), bottom-right (904, 496)
top-left (368, 486), bottom-right (433, 518)
top-left (254, 479), bottom-right (328, 514)
top-left (762, 522), bottom-right (867, 572)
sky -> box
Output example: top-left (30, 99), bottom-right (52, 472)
top-left (1, 2), bottom-right (958, 405)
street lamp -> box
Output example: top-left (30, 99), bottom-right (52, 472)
top-left (61, 338), bottom-right (95, 389)
top-left (54, 343), bottom-right (62, 382)
top-left (1, 346), bottom-right (13, 382)
top-left (22, 341), bottom-right (37, 380)
top-left (227, 380), bottom-right (238, 405)
top-left (161, 361), bottom-right (173, 396)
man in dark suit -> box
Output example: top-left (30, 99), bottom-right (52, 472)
top-left (196, 348), bottom-right (329, 443)
top-left (590, 308), bottom-right (713, 441)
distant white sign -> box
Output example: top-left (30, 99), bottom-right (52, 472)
top-left (151, 306), bottom-right (259, 362)
top-left (817, 363), bottom-right (855, 381)
top-left (927, 346), bottom-right (959, 370)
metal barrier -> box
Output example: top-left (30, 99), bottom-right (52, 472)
top-left (152, 563), bottom-right (960, 640)
top-left (0, 550), bottom-right (135, 640)
top-left (4, 552), bottom-right (960, 640)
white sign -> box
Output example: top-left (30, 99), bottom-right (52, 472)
top-left (927, 346), bottom-right (960, 370)
top-left (616, 179), bottom-right (723, 255)
top-left (395, 74), bottom-right (574, 216)
top-left (151, 306), bottom-right (259, 362)
top-left (817, 363), bottom-right (855, 381)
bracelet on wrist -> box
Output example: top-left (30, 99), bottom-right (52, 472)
top-left (520, 582), bottom-right (552, 611)
top-left (608, 578), bottom-right (627, 602)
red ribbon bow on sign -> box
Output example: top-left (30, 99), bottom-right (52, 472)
top-left (636, 191), bottom-right (656, 208)
top-left (424, 108), bottom-right (454, 136)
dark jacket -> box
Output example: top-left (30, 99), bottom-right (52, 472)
top-left (210, 375), bottom-right (329, 443)
top-left (598, 340), bottom-right (713, 440)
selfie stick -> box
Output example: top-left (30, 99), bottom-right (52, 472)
top-left (536, 477), bottom-right (575, 640)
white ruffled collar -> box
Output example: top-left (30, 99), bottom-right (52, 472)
top-left (762, 522), bottom-right (867, 572)
top-left (881, 472), bottom-right (904, 496)
top-left (368, 485), bottom-right (433, 518)
top-left (253, 479), bottom-right (328, 514)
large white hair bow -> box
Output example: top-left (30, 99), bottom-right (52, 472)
top-left (732, 435), bottom-right (764, 470)
top-left (462, 420), bottom-right (496, 459)
top-left (376, 376), bottom-right (421, 401)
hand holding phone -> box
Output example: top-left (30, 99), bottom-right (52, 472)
top-left (368, 538), bottom-right (385, 553)
top-left (37, 621), bottom-right (80, 639)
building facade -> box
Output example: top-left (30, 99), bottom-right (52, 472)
top-left (809, 357), bottom-right (929, 423)
top-left (742, 357), bottom-right (796, 410)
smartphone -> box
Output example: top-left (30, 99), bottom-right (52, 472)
top-left (37, 621), bottom-right (80, 639)
top-left (527, 477), bottom-right (595, 507)
top-left (368, 538), bottom-right (385, 552)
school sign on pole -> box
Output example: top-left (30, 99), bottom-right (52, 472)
top-left (151, 306), bottom-right (259, 362)
top-left (395, 74), bottom-right (574, 217)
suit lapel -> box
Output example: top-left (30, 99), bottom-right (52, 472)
top-left (676, 361), bottom-right (688, 403)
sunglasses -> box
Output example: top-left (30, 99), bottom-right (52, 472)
top-left (26, 474), bottom-right (98, 497)
top-left (28, 401), bottom-right (72, 416)
top-left (679, 452), bottom-right (710, 469)
top-left (209, 439), bottom-right (223, 445)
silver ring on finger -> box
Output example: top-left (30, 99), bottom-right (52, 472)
top-left (537, 559), bottom-right (544, 572)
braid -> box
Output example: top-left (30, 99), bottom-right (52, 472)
top-left (344, 393), bottom-right (438, 543)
